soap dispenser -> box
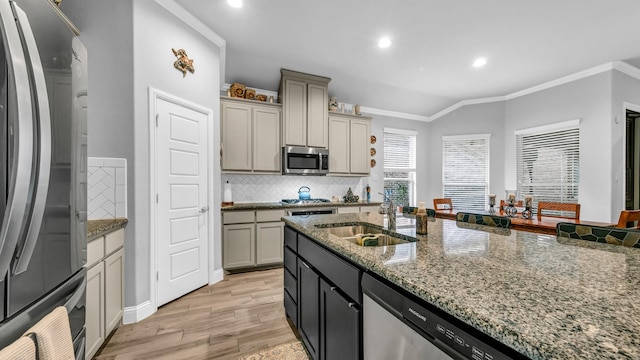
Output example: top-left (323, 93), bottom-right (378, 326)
top-left (416, 201), bottom-right (428, 235)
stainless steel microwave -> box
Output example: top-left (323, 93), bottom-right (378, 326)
top-left (282, 146), bottom-right (329, 175)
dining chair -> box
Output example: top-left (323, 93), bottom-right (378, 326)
top-left (616, 210), bottom-right (640, 229)
top-left (433, 198), bottom-right (453, 210)
top-left (556, 222), bottom-right (640, 248)
top-left (456, 212), bottom-right (511, 228)
top-left (537, 202), bottom-right (580, 220)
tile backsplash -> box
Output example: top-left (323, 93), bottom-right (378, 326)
top-left (88, 157), bottom-right (127, 219)
top-left (222, 174), bottom-right (373, 203)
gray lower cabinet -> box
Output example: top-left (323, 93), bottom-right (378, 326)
top-left (320, 279), bottom-right (360, 360)
top-left (223, 210), bottom-right (284, 270)
top-left (285, 226), bottom-right (362, 360)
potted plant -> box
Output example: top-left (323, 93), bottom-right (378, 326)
top-left (396, 183), bottom-right (409, 212)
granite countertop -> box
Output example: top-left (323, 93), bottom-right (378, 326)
top-left (87, 218), bottom-right (128, 240)
top-left (282, 212), bottom-right (640, 360)
top-left (221, 200), bottom-right (382, 211)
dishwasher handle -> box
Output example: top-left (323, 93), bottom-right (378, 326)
top-left (361, 272), bottom-right (404, 317)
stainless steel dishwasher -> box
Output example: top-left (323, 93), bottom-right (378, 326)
top-left (362, 273), bottom-right (521, 360)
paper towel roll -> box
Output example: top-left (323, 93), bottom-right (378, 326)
top-left (223, 181), bottom-right (233, 202)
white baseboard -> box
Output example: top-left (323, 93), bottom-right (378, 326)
top-left (123, 300), bottom-right (155, 324)
top-left (210, 268), bottom-right (224, 284)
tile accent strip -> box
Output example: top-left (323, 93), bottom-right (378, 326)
top-left (88, 157), bottom-right (127, 219)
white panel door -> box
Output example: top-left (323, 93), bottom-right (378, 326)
top-left (156, 98), bottom-right (209, 306)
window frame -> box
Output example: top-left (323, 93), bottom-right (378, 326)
top-left (383, 128), bottom-right (417, 207)
top-left (441, 134), bottom-right (491, 211)
top-left (515, 119), bottom-right (580, 209)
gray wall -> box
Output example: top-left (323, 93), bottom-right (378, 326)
top-left (504, 72), bottom-right (612, 221)
top-left (426, 69), bottom-right (640, 222)
top-left (67, 0), bottom-right (222, 315)
top-left (425, 102), bottom-right (506, 208)
top-left (133, 0), bottom-right (222, 307)
top-left (611, 70), bottom-right (640, 219)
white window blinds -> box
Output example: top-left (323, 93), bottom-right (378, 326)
top-left (442, 134), bottom-right (490, 211)
top-left (516, 120), bottom-right (580, 206)
top-left (384, 128), bottom-right (417, 206)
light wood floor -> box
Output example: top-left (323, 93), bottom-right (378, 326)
top-left (94, 267), bottom-right (297, 360)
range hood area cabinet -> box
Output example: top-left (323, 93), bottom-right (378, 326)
top-left (329, 113), bottom-right (371, 175)
top-left (220, 97), bottom-right (282, 173)
top-left (279, 69), bottom-right (331, 148)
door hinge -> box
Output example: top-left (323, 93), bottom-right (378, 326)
top-left (156, 271), bottom-right (159, 281)
top-left (156, 194), bottom-right (159, 203)
top-left (155, 114), bottom-right (159, 127)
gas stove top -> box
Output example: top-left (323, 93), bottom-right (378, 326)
top-left (281, 198), bottom-right (331, 205)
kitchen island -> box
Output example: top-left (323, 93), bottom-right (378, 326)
top-left (282, 212), bottom-right (640, 360)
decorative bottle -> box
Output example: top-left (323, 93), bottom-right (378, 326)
top-left (416, 201), bottom-right (428, 235)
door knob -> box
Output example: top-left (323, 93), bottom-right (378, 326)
top-left (199, 206), bottom-right (209, 213)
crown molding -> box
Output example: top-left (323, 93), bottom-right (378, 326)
top-left (429, 61), bottom-right (640, 122)
top-left (155, 0), bottom-right (226, 84)
top-left (359, 106), bottom-right (430, 122)
top-left (613, 61), bottom-right (640, 80)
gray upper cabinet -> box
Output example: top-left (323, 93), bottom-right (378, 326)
top-left (328, 113), bottom-right (371, 175)
top-left (221, 97), bottom-right (281, 173)
top-left (280, 69), bottom-right (330, 148)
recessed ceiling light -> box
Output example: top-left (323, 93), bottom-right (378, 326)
top-left (227, 0), bottom-right (243, 8)
top-left (378, 37), bottom-right (392, 49)
top-left (472, 57), bottom-right (487, 68)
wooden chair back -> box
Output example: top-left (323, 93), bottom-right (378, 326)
top-left (537, 202), bottom-right (580, 220)
top-left (616, 210), bottom-right (640, 229)
top-left (433, 198), bottom-right (453, 210)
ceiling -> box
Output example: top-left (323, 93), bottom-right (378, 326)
top-left (175, 0), bottom-right (640, 118)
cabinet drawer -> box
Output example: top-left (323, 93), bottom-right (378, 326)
top-left (298, 235), bottom-right (361, 303)
top-left (284, 290), bottom-right (298, 327)
top-left (284, 268), bottom-right (297, 303)
top-left (337, 206), bottom-right (359, 214)
top-left (360, 205), bottom-right (380, 213)
top-left (284, 246), bottom-right (297, 275)
top-left (87, 236), bottom-right (104, 268)
top-left (105, 228), bottom-right (125, 255)
top-left (223, 211), bottom-right (255, 224)
top-left (256, 209), bottom-right (285, 222)
top-left (284, 226), bottom-right (297, 251)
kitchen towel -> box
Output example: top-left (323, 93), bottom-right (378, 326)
top-left (22, 306), bottom-right (74, 360)
top-left (0, 336), bottom-right (36, 360)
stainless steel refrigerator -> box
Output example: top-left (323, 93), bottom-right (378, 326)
top-left (0, 0), bottom-right (87, 358)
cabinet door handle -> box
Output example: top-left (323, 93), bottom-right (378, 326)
top-left (348, 302), bottom-right (356, 308)
top-left (302, 261), bottom-right (310, 269)
top-left (330, 286), bottom-right (337, 292)
top-left (199, 206), bottom-right (209, 213)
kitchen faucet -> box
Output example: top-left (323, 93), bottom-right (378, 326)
top-left (379, 192), bottom-right (396, 230)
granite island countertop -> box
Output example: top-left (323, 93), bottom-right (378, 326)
top-left (282, 212), bottom-right (640, 360)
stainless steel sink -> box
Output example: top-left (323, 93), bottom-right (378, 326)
top-left (325, 225), bottom-right (384, 237)
top-left (321, 224), bottom-right (415, 247)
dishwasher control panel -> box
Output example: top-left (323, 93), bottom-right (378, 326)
top-left (402, 298), bottom-right (513, 360)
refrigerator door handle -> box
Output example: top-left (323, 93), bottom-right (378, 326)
top-left (11, 4), bottom-right (52, 275)
top-left (0, 0), bottom-right (35, 278)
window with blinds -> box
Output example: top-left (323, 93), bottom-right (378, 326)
top-left (383, 128), bottom-right (417, 206)
top-left (442, 134), bottom-right (490, 211)
top-left (516, 120), bottom-right (580, 208)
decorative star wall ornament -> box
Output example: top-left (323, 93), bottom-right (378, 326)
top-left (172, 48), bottom-right (195, 77)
